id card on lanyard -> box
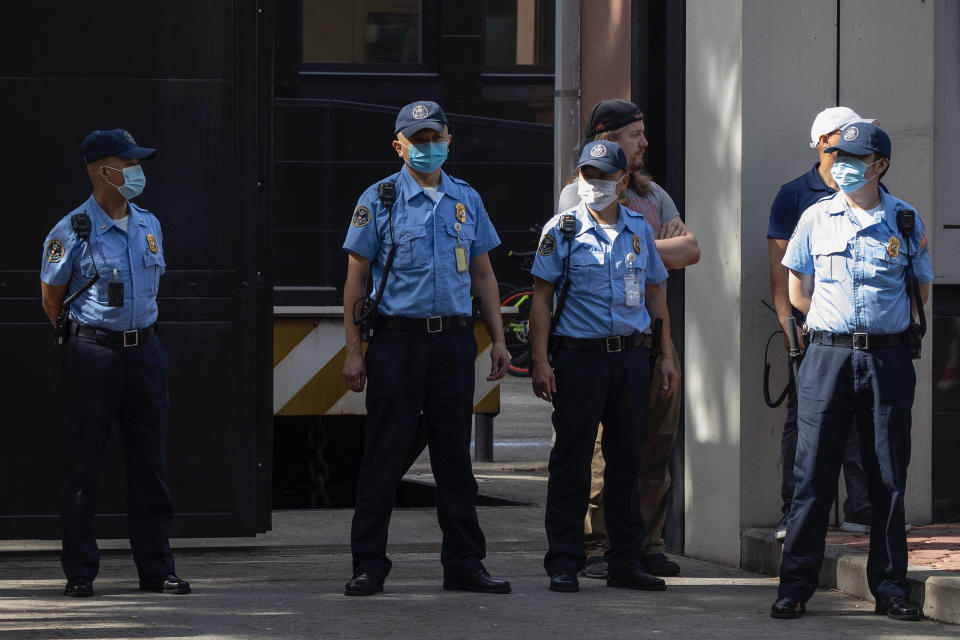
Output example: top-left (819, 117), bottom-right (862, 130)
top-left (454, 222), bottom-right (468, 272)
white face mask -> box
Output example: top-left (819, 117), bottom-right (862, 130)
top-left (577, 177), bottom-right (619, 210)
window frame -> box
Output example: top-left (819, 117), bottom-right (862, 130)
top-left (297, 0), bottom-right (439, 77)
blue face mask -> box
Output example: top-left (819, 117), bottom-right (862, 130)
top-left (830, 157), bottom-right (881, 194)
top-left (105, 164), bottom-right (147, 199)
top-left (404, 141), bottom-right (448, 173)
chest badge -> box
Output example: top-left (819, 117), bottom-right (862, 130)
top-left (886, 236), bottom-right (900, 259)
top-left (146, 233), bottom-right (160, 254)
top-left (633, 234), bottom-right (641, 254)
top-left (456, 203), bottom-right (467, 223)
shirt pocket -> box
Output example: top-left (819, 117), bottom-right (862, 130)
top-left (568, 247), bottom-right (606, 293)
top-left (810, 233), bottom-right (850, 284)
top-left (388, 225), bottom-right (428, 268)
top-left (867, 238), bottom-right (908, 272)
top-left (444, 221), bottom-right (477, 262)
top-left (139, 250), bottom-right (166, 297)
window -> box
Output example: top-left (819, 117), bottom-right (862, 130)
top-left (302, 0), bottom-right (421, 64)
top-left (484, 0), bottom-right (555, 67)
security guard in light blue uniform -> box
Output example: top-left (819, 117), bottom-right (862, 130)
top-left (529, 140), bottom-right (677, 593)
top-left (772, 122), bottom-right (932, 622)
top-left (341, 101), bottom-right (512, 596)
top-left (39, 129), bottom-right (189, 598)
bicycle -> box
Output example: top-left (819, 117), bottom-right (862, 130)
top-left (498, 226), bottom-right (540, 377)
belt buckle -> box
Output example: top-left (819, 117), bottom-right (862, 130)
top-left (426, 316), bottom-right (443, 334)
top-left (852, 332), bottom-right (869, 350)
top-left (122, 330), bottom-right (139, 348)
top-left (605, 336), bottom-right (623, 352)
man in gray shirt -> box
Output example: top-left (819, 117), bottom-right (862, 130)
top-left (557, 99), bottom-right (700, 579)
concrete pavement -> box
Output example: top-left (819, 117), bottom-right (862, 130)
top-left (2, 378), bottom-right (956, 637)
top-left (3, 533), bottom-right (959, 639)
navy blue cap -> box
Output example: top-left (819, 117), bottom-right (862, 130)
top-left (576, 140), bottom-right (627, 174)
top-left (825, 122), bottom-right (891, 158)
top-left (80, 129), bottom-right (157, 164)
top-left (395, 101), bottom-right (448, 138)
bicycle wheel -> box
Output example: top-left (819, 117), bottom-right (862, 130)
top-left (500, 287), bottom-right (534, 377)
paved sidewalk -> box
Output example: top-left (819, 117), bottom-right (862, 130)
top-left (3, 377), bottom-right (956, 637)
top-left (3, 515), bottom-right (958, 640)
top-left (742, 525), bottom-right (960, 625)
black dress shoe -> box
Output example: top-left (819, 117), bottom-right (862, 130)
top-left (443, 569), bottom-right (511, 594)
top-left (641, 553), bottom-right (681, 577)
top-left (64, 576), bottom-right (94, 597)
top-left (607, 568), bottom-right (667, 591)
top-left (875, 595), bottom-right (921, 621)
top-left (549, 569), bottom-right (580, 592)
top-left (139, 574), bottom-right (191, 594)
top-left (580, 556), bottom-right (608, 580)
top-left (344, 571), bottom-right (384, 596)
top-left (770, 596), bottom-right (805, 619)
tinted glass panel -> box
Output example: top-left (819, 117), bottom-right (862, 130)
top-left (485, 0), bottom-right (554, 66)
top-left (303, 0), bottom-right (421, 64)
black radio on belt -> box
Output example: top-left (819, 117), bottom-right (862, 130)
top-left (896, 206), bottom-right (925, 359)
top-left (54, 214), bottom-right (100, 349)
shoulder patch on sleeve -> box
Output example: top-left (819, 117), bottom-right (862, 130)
top-left (538, 234), bottom-right (556, 256)
top-left (352, 205), bottom-right (371, 227)
top-left (46, 238), bottom-right (65, 263)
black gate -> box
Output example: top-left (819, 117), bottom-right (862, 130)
top-left (0, 1), bottom-right (272, 538)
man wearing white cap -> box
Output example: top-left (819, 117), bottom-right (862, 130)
top-left (766, 107), bottom-right (876, 542)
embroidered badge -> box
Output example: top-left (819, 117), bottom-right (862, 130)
top-left (590, 143), bottom-right (606, 158)
top-left (456, 203), bottom-right (466, 223)
top-left (633, 234), bottom-right (641, 254)
top-left (886, 236), bottom-right (900, 259)
top-left (146, 233), bottom-right (159, 254)
top-left (352, 205), bottom-right (371, 227)
top-left (538, 234), bottom-right (556, 256)
top-left (412, 104), bottom-right (429, 120)
top-left (843, 126), bottom-right (859, 141)
top-left (46, 238), bottom-right (65, 263)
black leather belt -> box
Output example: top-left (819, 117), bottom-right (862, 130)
top-left (378, 315), bottom-right (474, 334)
top-left (556, 333), bottom-right (652, 353)
top-left (809, 330), bottom-right (904, 350)
top-left (72, 322), bottom-right (157, 348)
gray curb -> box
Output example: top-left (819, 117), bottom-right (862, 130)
top-left (742, 527), bottom-right (960, 625)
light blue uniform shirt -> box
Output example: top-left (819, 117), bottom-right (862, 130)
top-left (782, 190), bottom-right (933, 334)
top-left (342, 166), bottom-right (500, 317)
top-left (532, 203), bottom-right (668, 338)
top-left (41, 195), bottom-right (166, 331)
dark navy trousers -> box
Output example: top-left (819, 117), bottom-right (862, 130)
top-left (779, 342), bottom-right (914, 603)
top-left (780, 362), bottom-right (871, 521)
top-left (544, 344), bottom-right (650, 577)
top-left (351, 325), bottom-right (486, 579)
top-left (60, 333), bottom-right (175, 581)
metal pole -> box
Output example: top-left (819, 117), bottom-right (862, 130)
top-left (554, 0), bottom-right (581, 208)
top-left (474, 414), bottom-right (495, 462)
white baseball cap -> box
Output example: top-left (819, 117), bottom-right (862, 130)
top-left (809, 106), bottom-right (875, 148)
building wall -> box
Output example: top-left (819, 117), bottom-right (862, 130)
top-left (836, 0), bottom-right (935, 524)
top-left (580, 0), bottom-right (632, 135)
top-left (740, 0), bottom-right (837, 529)
top-left (684, 0), bottom-right (937, 563)
top-left (683, 0), bottom-right (743, 565)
